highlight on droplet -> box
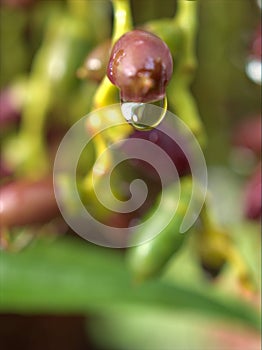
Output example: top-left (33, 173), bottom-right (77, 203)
top-left (120, 96), bottom-right (168, 131)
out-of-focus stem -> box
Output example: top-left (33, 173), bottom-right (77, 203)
top-left (167, 0), bottom-right (206, 145)
top-left (16, 76), bottom-right (51, 177)
top-left (67, 0), bottom-right (90, 19)
top-left (200, 204), bottom-right (255, 290)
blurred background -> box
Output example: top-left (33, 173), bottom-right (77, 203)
top-left (0, 0), bottom-right (261, 349)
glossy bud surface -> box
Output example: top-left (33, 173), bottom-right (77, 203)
top-left (107, 30), bottom-right (173, 103)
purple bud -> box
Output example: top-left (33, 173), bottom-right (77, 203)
top-left (232, 116), bottom-right (261, 156)
top-left (107, 30), bottom-right (173, 103)
top-left (0, 177), bottom-right (59, 228)
top-left (78, 39), bottom-right (111, 82)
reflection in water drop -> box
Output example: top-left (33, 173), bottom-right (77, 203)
top-left (246, 58), bottom-right (261, 85)
top-left (257, 0), bottom-right (261, 10)
top-left (121, 96), bottom-right (167, 131)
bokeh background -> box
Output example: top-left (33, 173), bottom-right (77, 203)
top-left (0, 1), bottom-right (261, 349)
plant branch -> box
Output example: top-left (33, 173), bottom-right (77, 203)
top-left (92, 0), bottom-right (133, 109)
top-left (167, 0), bottom-right (206, 145)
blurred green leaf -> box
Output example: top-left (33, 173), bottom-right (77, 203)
top-left (88, 307), bottom-right (261, 350)
top-left (0, 236), bottom-right (260, 331)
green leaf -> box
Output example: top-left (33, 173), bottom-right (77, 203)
top-left (88, 308), bottom-right (261, 350)
top-left (0, 236), bottom-right (260, 331)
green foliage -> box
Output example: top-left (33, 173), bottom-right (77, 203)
top-left (0, 236), bottom-right (260, 331)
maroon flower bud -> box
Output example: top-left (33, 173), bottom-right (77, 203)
top-left (0, 177), bottom-right (59, 228)
top-left (250, 25), bottom-right (261, 60)
top-left (107, 30), bottom-right (173, 103)
top-left (232, 116), bottom-right (261, 156)
top-left (77, 39), bottom-right (111, 83)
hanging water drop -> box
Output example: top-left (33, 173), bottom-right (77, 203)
top-left (120, 96), bottom-right (167, 131)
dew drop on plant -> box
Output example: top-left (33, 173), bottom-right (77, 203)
top-left (245, 58), bottom-right (261, 85)
top-left (120, 96), bottom-right (167, 131)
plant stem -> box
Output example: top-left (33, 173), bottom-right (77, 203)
top-left (167, 0), bottom-right (206, 145)
top-left (84, 0), bottom-right (133, 194)
top-left (92, 0), bottom-right (133, 109)
top-left (67, 0), bottom-right (90, 19)
top-left (200, 204), bottom-right (255, 290)
top-left (111, 0), bottom-right (133, 45)
top-left (16, 76), bottom-right (51, 177)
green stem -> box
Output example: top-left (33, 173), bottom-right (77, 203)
top-left (144, 19), bottom-right (183, 58)
top-left (67, 0), bottom-right (90, 19)
top-left (13, 75), bottom-right (51, 177)
top-left (84, 0), bottom-right (133, 194)
top-left (111, 0), bottom-right (133, 45)
top-left (199, 204), bottom-right (255, 290)
top-left (167, 0), bottom-right (206, 145)
top-left (20, 78), bottom-right (51, 138)
top-left (92, 0), bottom-right (133, 109)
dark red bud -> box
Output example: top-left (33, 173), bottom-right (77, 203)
top-left (77, 39), bottom-right (111, 82)
top-left (0, 177), bottom-right (59, 228)
top-left (232, 116), bottom-right (261, 156)
top-left (107, 30), bottom-right (173, 103)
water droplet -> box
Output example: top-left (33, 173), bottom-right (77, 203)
top-left (246, 58), bottom-right (261, 85)
top-left (120, 96), bottom-right (167, 131)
